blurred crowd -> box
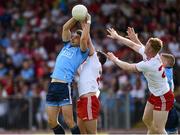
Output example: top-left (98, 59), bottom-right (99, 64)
top-left (0, 0), bottom-right (180, 129)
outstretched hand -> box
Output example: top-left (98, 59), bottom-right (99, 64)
top-left (126, 27), bottom-right (138, 40)
top-left (107, 28), bottom-right (119, 39)
top-left (107, 52), bottom-right (118, 62)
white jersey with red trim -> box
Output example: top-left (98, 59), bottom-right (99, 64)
top-left (135, 46), bottom-right (169, 96)
top-left (78, 52), bottom-right (102, 97)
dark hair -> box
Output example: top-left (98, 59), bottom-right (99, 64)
top-left (97, 51), bottom-right (107, 65)
top-left (76, 29), bottom-right (82, 36)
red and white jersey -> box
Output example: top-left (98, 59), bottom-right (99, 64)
top-left (78, 52), bottom-right (102, 97)
top-left (135, 46), bottom-right (170, 96)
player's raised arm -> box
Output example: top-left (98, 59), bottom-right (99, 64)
top-left (107, 52), bottom-right (138, 72)
top-left (107, 28), bottom-right (142, 54)
top-left (86, 14), bottom-right (95, 56)
top-left (62, 17), bottom-right (77, 42)
top-left (80, 15), bottom-right (91, 52)
top-left (87, 34), bottom-right (95, 56)
top-left (126, 27), bottom-right (143, 46)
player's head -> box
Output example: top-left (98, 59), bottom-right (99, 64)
top-left (71, 29), bottom-right (82, 46)
top-left (160, 53), bottom-right (175, 67)
top-left (97, 51), bottom-right (107, 65)
top-left (145, 38), bottom-right (163, 56)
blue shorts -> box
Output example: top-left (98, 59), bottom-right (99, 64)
top-left (165, 107), bottom-right (179, 133)
top-left (46, 82), bottom-right (72, 106)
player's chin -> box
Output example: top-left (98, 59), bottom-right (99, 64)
top-left (71, 42), bottom-right (79, 47)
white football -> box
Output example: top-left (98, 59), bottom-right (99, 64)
top-left (72, 4), bottom-right (88, 21)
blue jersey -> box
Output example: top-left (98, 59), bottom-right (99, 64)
top-left (165, 67), bottom-right (174, 91)
top-left (51, 41), bottom-right (89, 83)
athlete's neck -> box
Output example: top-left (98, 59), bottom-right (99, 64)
top-left (146, 52), bottom-right (156, 60)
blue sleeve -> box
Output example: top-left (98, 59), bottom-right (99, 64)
top-left (165, 68), bottom-right (173, 89)
top-left (165, 68), bottom-right (173, 81)
top-left (78, 48), bottom-right (89, 62)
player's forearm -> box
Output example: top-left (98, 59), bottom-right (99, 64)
top-left (112, 58), bottom-right (136, 72)
top-left (114, 58), bottom-right (131, 70)
top-left (116, 35), bottom-right (136, 48)
top-left (82, 13), bottom-right (92, 52)
top-left (63, 18), bottom-right (77, 30)
top-left (116, 35), bottom-right (142, 53)
top-left (87, 34), bottom-right (95, 55)
top-left (81, 23), bottom-right (90, 41)
top-left (80, 24), bottom-right (90, 52)
top-left (130, 36), bottom-right (143, 46)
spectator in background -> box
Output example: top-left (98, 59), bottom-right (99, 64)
top-left (0, 62), bottom-right (8, 78)
top-left (20, 59), bottom-right (34, 82)
top-left (36, 82), bottom-right (48, 129)
top-left (130, 74), bottom-right (146, 123)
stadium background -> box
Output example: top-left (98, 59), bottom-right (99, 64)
top-left (0, 0), bottom-right (179, 134)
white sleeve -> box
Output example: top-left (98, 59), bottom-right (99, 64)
top-left (135, 60), bottom-right (151, 72)
top-left (138, 46), bottom-right (147, 60)
top-left (89, 52), bottom-right (98, 64)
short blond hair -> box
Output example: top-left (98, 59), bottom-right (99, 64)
top-left (149, 38), bottom-right (163, 54)
top-left (161, 53), bottom-right (175, 67)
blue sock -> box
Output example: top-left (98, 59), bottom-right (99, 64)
top-left (71, 125), bottom-right (81, 134)
top-left (52, 124), bottom-right (65, 134)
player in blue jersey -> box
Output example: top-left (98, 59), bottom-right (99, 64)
top-left (46, 15), bottom-right (91, 134)
top-left (161, 53), bottom-right (179, 134)
top-left (126, 27), bottom-right (178, 134)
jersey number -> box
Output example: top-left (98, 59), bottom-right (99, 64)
top-left (158, 65), bottom-right (166, 78)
